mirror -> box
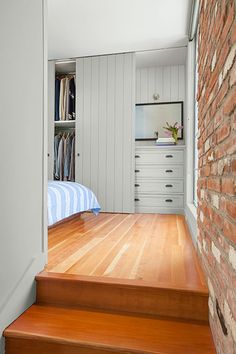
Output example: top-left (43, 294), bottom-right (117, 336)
top-left (135, 102), bottom-right (183, 140)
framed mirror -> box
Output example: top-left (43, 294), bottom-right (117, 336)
top-left (135, 101), bottom-right (183, 141)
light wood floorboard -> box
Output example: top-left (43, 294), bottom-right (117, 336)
top-left (46, 213), bottom-right (207, 292)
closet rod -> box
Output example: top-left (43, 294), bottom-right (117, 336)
top-left (56, 72), bottom-right (75, 75)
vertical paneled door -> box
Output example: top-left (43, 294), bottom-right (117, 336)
top-left (76, 53), bottom-right (135, 213)
top-left (136, 65), bottom-right (185, 104)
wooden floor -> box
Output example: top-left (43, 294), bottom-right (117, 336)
top-left (46, 213), bottom-right (207, 292)
top-left (5, 213), bottom-right (215, 354)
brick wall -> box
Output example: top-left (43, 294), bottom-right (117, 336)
top-left (197, 0), bottom-right (236, 353)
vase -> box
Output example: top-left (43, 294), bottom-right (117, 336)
top-left (172, 131), bottom-right (178, 144)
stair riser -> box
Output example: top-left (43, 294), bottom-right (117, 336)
top-left (36, 277), bottom-right (208, 322)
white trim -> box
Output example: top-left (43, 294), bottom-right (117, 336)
top-left (185, 203), bottom-right (197, 245)
top-left (189, 0), bottom-right (200, 41)
top-left (42, 0), bottom-right (48, 258)
top-left (185, 40), bottom-right (198, 245)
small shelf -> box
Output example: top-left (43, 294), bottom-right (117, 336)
top-left (54, 120), bottom-right (75, 128)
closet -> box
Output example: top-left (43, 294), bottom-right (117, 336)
top-left (48, 49), bottom-right (186, 215)
top-left (48, 60), bottom-right (76, 181)
top-left (48, 53), bottom-right (135, 213)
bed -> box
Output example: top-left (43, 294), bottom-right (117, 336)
top-left (48, 181), bottom-right (101, 226)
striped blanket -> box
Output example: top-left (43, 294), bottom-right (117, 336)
top-left (48, 181), bottom-right (101, 226)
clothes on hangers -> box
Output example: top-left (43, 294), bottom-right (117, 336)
top-left (55, 75), bottom-right (76, 121)
top-left (54, 131), bottom-right (75, 181)
top-left (68, 77), bottom-right (76, 120)
top-left (54, 134), bottom-right (61, 178)
top-left (55, 78), bottom-right (60, 121)
top-left (69, 135), bottom-right (75, 181)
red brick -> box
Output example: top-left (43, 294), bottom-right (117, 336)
top-left (216, 123), bottom-right (231, 143)
top-left (207, 178), bottom-right (221, 192)
top-left (232, 158), bottom-right (236, 173)
top-left (221, 177), bottom-right (236, 195)
top-left (230, 60), bottom-right (236, 87)
top-left (212, 210), bottom-right (224, 230)
top-left (223, 219), bottom-right (236, 243)
top-left (216, 79), bottom-right (228, 107)
top-left (230, 16), bottom-right (236, 44)
top-left (220, 2), bottom-right (235, 45)
top-left (225, 199), bottom-right (236, 220)
top-left (223, 87), bottom-right (236, 115)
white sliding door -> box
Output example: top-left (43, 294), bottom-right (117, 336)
top-left (76, 53), bottom-right (135, 213)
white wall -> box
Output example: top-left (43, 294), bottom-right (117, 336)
top-left (0, 1), bottom-right (47, 353)
top-left (185, 41), bottom-right (197, 244)
top-left (76, 53), bottom-right (135, 213)
top-left (136, 65), bottom-right (185, 104)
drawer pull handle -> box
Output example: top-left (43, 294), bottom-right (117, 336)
top-left (165, 199), bottom-right (173, 203)
top-left (165, 155), bottom-right (173, 158)
top-left (165, 184), bottom-right (173, 188)
top-left (135, 155), bottom-right (140, 158)
top-left (135, 184), bottom-right (140, 187)
top-left (135, 169), bottom-right (140, 173)
top-left (135, 198), bottom-right (140, 202)
top-left (165, 169), bottom-right (173, 173)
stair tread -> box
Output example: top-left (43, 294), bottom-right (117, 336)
top-left (5, 304), bottom-right (216, 354)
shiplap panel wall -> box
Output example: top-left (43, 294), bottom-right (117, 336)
top-left (136, 65), bottom-right (185, 103)
top-left (76, 53), bottom-right (135, 213)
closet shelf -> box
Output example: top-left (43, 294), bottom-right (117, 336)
top-left (54, 120), bottom-right (75, 128)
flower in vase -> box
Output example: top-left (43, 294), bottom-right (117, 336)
top-left (163, 122), bottom-right (183, 144)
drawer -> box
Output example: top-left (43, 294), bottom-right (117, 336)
top-left (134, 194), bottom-right (184, 208)
top-left (135, 165), bottom-right (184, 179)
top-left (135, 179), bottom-right (184, 194)
top-left (135, 150), bottom-right (184, 165)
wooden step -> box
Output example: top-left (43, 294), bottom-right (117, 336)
top-left (36, 272), bottom-right (209, 322)
top-left (4, 304), bottom-right (216, 354)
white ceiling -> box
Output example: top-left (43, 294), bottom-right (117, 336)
top-left (136, 47), bottom-right (187, 68)
top-left (48, 0), bottom-right (192, 61)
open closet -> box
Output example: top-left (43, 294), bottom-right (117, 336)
top-left (48, 60), bottom-right (76, 182)
top-left (48, 48), bottom-right (186, 215)
top-left (48, 53), bottom-right (135, 213)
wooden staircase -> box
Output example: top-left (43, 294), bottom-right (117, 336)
top-left (4, 272), bottom-right (216, 354)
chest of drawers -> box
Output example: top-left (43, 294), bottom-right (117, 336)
top-left (135, 145), bottom-right (185, 214)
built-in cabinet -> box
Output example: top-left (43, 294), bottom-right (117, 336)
top-left (136, 65), bottom-right (185, 104)
top-left (48, 56), bottom-right (186, 215)
top-left (135, 145), bottom-right (185, 214)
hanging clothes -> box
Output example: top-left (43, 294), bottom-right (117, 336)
top-left (68, 77), bottom-right (76, 120)
top-left (54, 131), bottom-right (75, 182)
top-left (55, 78), bottom-right (60, 121)
top-left (64, 133), bottom-right (73, 180)
top-left (58, 135), bottom-right (65, 180)
top-left (69, 136), bottom-right (75, 182)
top-left (59, 78), bottom-right (66, 120)
top-left (55, 74), bottom-right (76, 121)
top-left (54, 134), bottom-right (61, 179)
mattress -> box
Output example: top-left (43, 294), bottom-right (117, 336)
top-left (48, 181), bottom-right (101, 226)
